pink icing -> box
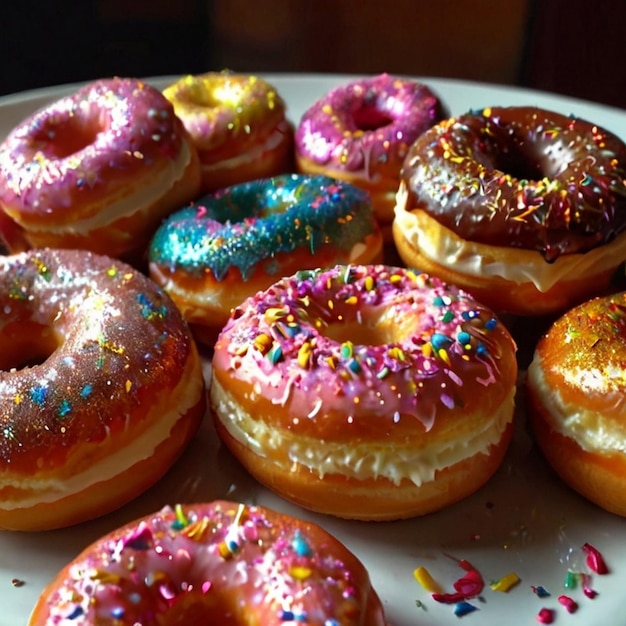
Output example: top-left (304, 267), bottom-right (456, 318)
top-left (34, 501), bottom-right (384, 625)
top-left (212, 264), bottom-right (515, 436)
top-left (295, 73), bottom-right (444, 176)
top-left (0, 78), bottom-right (185, 218)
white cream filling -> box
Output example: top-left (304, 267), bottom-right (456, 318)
top-left (211, 376), bottom-right (515, 486)
top-left (0, 369), bottom-right (204, 510)
top-left (394, 182), bottom-right (626, 292)
top-left (32, 141), bottom-right (193, 236)
top-left (527, 357), bottom-right (626, 453)
top-left (200, 123), bottom-right (288, 173)
top-left (151, 240), bottom-right (372, 317)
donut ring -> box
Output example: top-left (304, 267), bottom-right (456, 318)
top-left (29, 501), bottom-right (387, 625)
top-left (0, 78), bottom-right (201, 261)
top-left (210, 264), bottom-right (518, 521)
top-left (527, 291), bottom-right (626, 516)
top-left (295, 73), bottom-right (444, 234)
top-left (394, 106), bottom-right (626, 315)
top-left (0, 249), bottom-right (206, 531)
top-left (149, 174), bottom-right (383, 345)
top-left (163, 72), bottom-right (294, 192)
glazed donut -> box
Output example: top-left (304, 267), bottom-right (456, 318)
top-left (393, 105), bottom-right (626, 316)
top-left (526, 291), bottom-right (626, 517)
top-left (295, 73), bottom-right (445, 236)
top-left (163, 72), bottom-right (294, 192)
top-left (210, 264), bottom-right (518, 521)
top-left (0, 249), bottom-right (206, 531)
top-left (29, 501), bottom-right (387, 626)
top-left (149, 174), bottom-right (383, 345)
top-left (0, 77), bottom-right (201, 261)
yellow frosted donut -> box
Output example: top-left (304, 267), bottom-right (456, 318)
top-left (163, 72), bottom-right (294, 192)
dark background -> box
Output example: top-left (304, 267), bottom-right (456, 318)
top-left (0, 0), bottom-right (625, 110)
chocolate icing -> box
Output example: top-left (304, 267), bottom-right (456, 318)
top-left (401, 106), bottom-right (626, 261)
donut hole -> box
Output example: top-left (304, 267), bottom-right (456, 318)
top-left (490, 146), bottom-right (546, 182)
top-left (0, 321), bottom-right (59, 370)
top-left (352, 106), bottom-right (394, 131)
top-left (36, 115), bottom-right (102, 159)
top-left (323, 307), bottom-right (413, 346)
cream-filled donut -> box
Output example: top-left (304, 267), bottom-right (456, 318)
top-left (0, 77), bottom-right (201, 261)
top-left (211, 264), bottom-right (518, 520)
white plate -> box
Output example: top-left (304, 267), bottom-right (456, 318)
top-left (2, 75), bottom-right (626, 626)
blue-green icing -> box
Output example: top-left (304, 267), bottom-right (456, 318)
top-left (149, 174), bottom-right (377, 280)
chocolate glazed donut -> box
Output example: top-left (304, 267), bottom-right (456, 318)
top-left (401, 106), bottom-right (626, 261)
top-left (393, 106), bottom-right (626, 316)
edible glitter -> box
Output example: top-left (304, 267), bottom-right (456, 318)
top-left (149, 174), bottom-right (378, 281)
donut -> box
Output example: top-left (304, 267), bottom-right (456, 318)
top-left (163, 72), bottom-right (294, 192)
top-left (0, 249), bottom-right (206, 531)
top-left (0, 77), bottom-right (201, 262)
top-left (393, 105), bottom-right (626, 316)
top-left (294, 73), bottom-right (445, 237)
top-left (148, 173), bottom-right (383, 346)
top-left (526, 291), bottom-right (626, 517)
top-left (29, 501), bottom-right (387, 626)
top-left (210, 264), bottom-right (518, 521)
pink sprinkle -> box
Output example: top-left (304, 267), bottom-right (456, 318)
top-left (581, 573), bottom-right (598, 599)
top-left (536, 608), bottom-right (555, 624)
top-left (581, 542), bottom-right (609, 574)
top-left (242, 520), bottom-right (258, 541)
top-left (159, 583), bottom-right (177, 607)
top-left (558, 595), bottom-right (578, 613)
top-left (201, 581), bottom-right (212, 594)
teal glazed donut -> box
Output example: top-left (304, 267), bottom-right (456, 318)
top-left (148, 173), bottom-right (383, 344)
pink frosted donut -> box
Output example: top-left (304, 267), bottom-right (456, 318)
top-left (29, 501), bottom-right (387, 626)
top-left (210, 264), bottom-right (518, 520)
top-left (0, 77), bottom-right (201, 261)
top-left (295, 74), bottom-right (445, 233)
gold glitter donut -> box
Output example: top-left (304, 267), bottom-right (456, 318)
top-left (0, 249), bottom-right (206, 531)
top-left (163, 71), bottom-right (294, 191)
top-left (527, 291), bottom-right (626, 517)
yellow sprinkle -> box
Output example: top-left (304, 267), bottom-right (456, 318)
top-left (364, 276), bottom-right (374, 291)
top-left (413, 566), bottom-right (443, 593)
top-left (422, 344), bottom-right (433, 358)
top-left (388, 346), bottom-right (405, 361)
top-left (437, 348), bottom-right (451, 365)
top-left (345, 295), bottom-right (358, 305)
top-left (483, 107), bottom-right (492, 117)
top-left (89, 569), bottom-right (122, 585)
top-left (490, 572), bottom-right (521, 592)
top-left (125, 380), bottom-right (132, 393)
top-left (182, 517), bottom-right (210, 541)
top-left (264, 306), bottom-right (288, 323)
top-left (297, 342), bottom-right (312, 368)
top-left (218, 541), bottom-right (234, 559)
top-left (13, 394), bottom-right (22, 405)
top-left (390, 274), bottom-right (402, 284)
top-left (253, 333), bottom-right (272, 354)
top-left (289, 566), bottom-right (312, 580)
